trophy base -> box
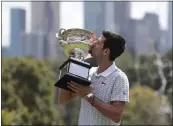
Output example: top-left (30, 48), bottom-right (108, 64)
top-left (54, 73), bottom-right (91, 91)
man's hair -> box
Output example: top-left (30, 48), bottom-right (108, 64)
top-left (102, 30), bottom-right (126, 61)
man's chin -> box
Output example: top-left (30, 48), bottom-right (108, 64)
top-left (88, 49), bottom-right (92, 54)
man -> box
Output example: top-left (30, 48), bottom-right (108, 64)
top-left (58, 30), bottom-right (129, 125)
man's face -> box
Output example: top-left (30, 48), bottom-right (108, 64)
top-left (90, 35), bottom-right (106, 60)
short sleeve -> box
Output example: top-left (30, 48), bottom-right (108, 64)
top-left (111, 73), bottom-right (129, 102)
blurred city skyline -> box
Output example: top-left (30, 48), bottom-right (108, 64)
top-left (2, 1), bottom-right (168, 47)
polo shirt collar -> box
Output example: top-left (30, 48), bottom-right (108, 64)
top-left (94, 62), bottom-right (118, 77)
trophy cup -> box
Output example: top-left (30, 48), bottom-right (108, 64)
top-left (54, 28), bottom-right (97, 91)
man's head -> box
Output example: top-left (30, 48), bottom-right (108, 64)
top-left (90, 30), bottom-right (126, 62)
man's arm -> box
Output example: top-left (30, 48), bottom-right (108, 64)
top-left (84, 96), bottom-right (125, 123)
top-left (68, 73), bottom-right (129, 123)
top-left (84, 73), bottom-right (129, 123)
top-left (58, 88), bottom-right (77, 104)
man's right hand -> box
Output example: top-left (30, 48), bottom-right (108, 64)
top-left (88, 33), bottom-right (98, 54)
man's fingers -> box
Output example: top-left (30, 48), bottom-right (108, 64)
top-left (70, 81), bottom-right (81, 87)
top-left (67, 84), bottom-right (76, 92)
top-left (68, 82), bottom-right (80, 89)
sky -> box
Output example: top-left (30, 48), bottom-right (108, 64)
top-left (2, 1), bottom-right (168, 46)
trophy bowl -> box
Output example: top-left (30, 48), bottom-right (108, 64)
top-left (56, 28), bottom-right (97, 60)
top-left (54, 28), bottom-right (97, 91)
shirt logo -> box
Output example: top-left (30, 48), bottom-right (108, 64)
top-left (101, 82), bottom-right (106, 85)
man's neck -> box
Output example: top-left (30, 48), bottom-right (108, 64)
top-left (97, 59), bottom-right (113, 74)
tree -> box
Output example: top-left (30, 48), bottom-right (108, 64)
top-left (164, 48), bottom-right (172, 61)
top-left (115, 49), bottom-right (137, 88)
top-left (116, 49), bottom-right (172, 101)
top-left (2, 57), bottom-right (64, 125)
top-left (115, 49), bottom-right (135, 70)
top-left (162, 48), bottom-right (172, 104)
top-left (122, 86), bottom-right (171, 125)
top-left (45, 55), bottom-right (81, 125)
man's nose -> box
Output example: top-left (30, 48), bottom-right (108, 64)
top-left (89, 41), bottom-right (96, 49)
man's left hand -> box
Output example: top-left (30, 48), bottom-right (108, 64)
top-left (67, 81), bottom-right (91, 97)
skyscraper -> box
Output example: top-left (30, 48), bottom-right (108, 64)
top-left (128, 19), bottom-right (155, 55)
top-left (84, 1), bottom-right (131, 38)
top-left (160, 30), bottom-right (168, 54)
top-left (2, 46), bottom-right (10, 57)
top-left (10, 8), bottom-right (26, 57)
top-left (143, 13), bottom-right (161, 53)
top-left (84, 2), bottom-right (106, 36)
top-left (21, 32), bottom-right (44, 59)
top-left (128, 13), bottom-right (161, 55)
top-left (114, 1), bottom-right (130, 33)
top-left (168, 2), bottom-right (172, 49)
top-left (104, 2), bottom-right (117, 32)
top-left (31, 1), bottom-right (61, 58)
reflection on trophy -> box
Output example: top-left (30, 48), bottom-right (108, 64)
top-left (54, 28), bottom-right (97, 91)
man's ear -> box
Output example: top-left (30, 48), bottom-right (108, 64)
top-left (103, 48), bottom-right (110, 56)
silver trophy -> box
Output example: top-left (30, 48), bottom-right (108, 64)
top-left (54, 28), bottom-right (97, 91)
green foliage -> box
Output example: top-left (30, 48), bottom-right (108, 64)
top-left (115, 49), bottom-right (172, 125)
top-left (115, 50), bottom-right (138, 88)
top-left (45, 55), bottom-right (81, 125)
top-left (115, 49), bottom-right (135, 70)
top-left (116, 49), bottom-right (172, 97)
top-left (2, 109), bottom-right (17, 125)
top-left (2, 57), bottom-right (64, 125)
top-left (122, 86), bottom-right (171, 125)
top-left (58, 97), bottom-right (81, 125)
top-left (164, 48), bottom-right (172, 61)
top-left (3, 48), bottom-right (171, 125)
top-left (44, 54), bottom-right (67, 75)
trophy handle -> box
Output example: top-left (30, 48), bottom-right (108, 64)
top-left (59, 28), bottom-right (66, 38)
top-left (56, 28), bottom-right (66, 40)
